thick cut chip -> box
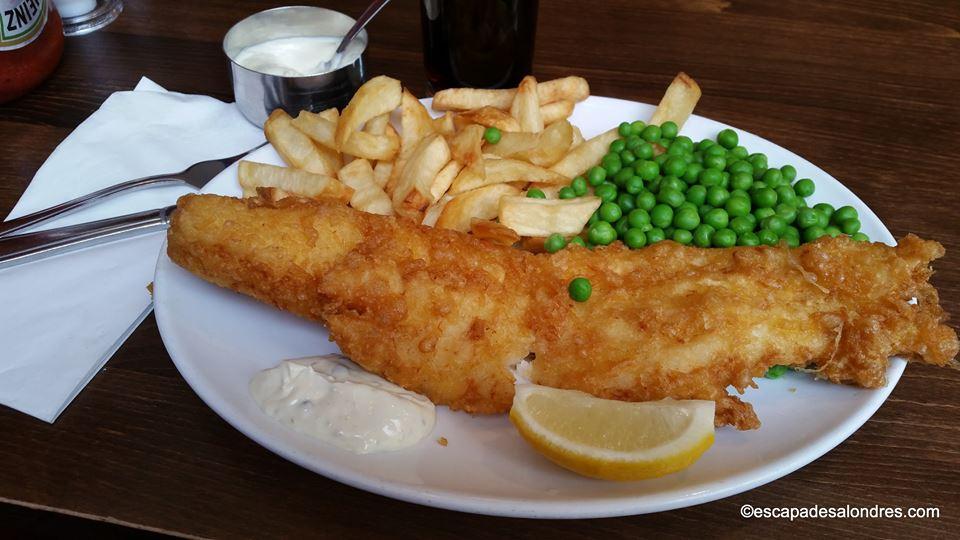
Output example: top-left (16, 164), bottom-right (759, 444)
top-left (470, 219), bottom-right (520, 246)
top-left (649, 72), bottom-right (702, 129)
top-left (373, 160), bottom-right (393, 188)
top-left (336, 75), bottom-right (402, 149)
top-left (421, 194), bottom-right (453, 227)
top-left (510, 75), bottom-right (543, 133)
top-left (400, 88), bottom-right (436, 160)
top-left (483, 131), bottom-right (539, 158)
top-left (341, 124), bottom-right (400, 161)
top-left (498, 196), bottom-right (602, 236)
top-left (549, 127), bottom-right (619, 179)
top-left (450, 158), bottom-right (567, 194)
top-left (541, 100), bottom-right (575, 125)
top-left (337, 158), bottom-right (393, 215)
top-left (432, 112), bottom-right (456, 135)
top-left (432, 76), bottom-right (590, 111)
top-left (435, 183), bottom-right (520, 232)
top-left (431, 160), bottom-right (462, 202)
top-left (453, 107), bottom-right (520, 132)
top-left (291, 110), bottom-right (337, 150)
top-left (265, 109), bottom-right (340, 175)
top-left (365, 112), bottom-right (389, 135)
top-left (392, 133), bottom-right (451, 214)
top-left (238, 160), bottom-right (353, 202)
top-left (571, 125), bottom-right (585, 147)
top-left (514, 120), bottom-right (573, 167)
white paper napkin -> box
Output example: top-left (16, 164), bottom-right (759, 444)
top-left (0, 78), bottom-right (264, 422)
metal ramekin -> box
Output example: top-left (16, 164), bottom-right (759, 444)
top-left (223, 6), bottom-right (367, 127)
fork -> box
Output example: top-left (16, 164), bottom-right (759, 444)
top-left (0, 141), bottom-right (267, 238)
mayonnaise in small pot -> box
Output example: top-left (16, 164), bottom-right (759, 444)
top-left (249, 355), bottom-right (435, 454)
top-left (233, 36), bottom-right (364, 77)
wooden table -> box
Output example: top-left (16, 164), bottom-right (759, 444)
top-left (2, 0), bottom-right (958, 537)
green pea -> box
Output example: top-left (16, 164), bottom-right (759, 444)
top-left (852, 232), bottom-right (870, 242)
top-left (618, 122), bottom-right (633, 137)
top-left (630, 120), bottom-right (646, 134)
top-left (526, 188), bottom-right (546, 199)
top-left (588, 210), bottom-right (600, 226)
top-left (624, 228), bottom-right (647, 249)
top-left (751, 181), bottom-right (768, 192)
top-left (797, 207), bottom-right (819, 229)
top-left (692, 151), bottom-right (704, 164)
top-left (682, 162), bottom-right (703, 184)
top-left (706, 186), bottom-right (730, 207)
top-left (762, 168), bottom-right (783, 187)
top-left (571, 176), bottom-right (588, 196)
top-left (813, 203), bottom-right (835, 220)
top-left (825, 225), bottom-right (842, 238)
top-left (725, 196), bottom-right (750, 218)
top-left (678, 201), bottom-right (697, 212)
top-left (698, 204), bottom-right (714, 218)
top-left (775, 185), bottom-right (797, 207)
top-left (840, 218), bottom-right (861, 234)
top-left (748, 153), bottom-right (768, 171)
top-left (699, 168), bottom-right (723, 187)
top-left (704, 208), bottom-right (729, 230)
top-left (641, 124), bottom-right (662, 142)
top-left (754, 207), bottom-right (776, 221)
top-left (635, 142), bottom-right (654, 160)
top-left (609, 139), bottom-right (626, 153)
top-left (686, 185), bottom-right (707, 206)
top-left (659, 176), bottom-right (684, 193)
top-left (832, 205), bottom-right (858, 225)
top-left (752, 188), bottom-right (778, 209)
top-left (704, 145), bottom-right (727, 159)
top-left (654, 153), bottom-right (670, 167)
top-left (588, 221), bottom-right (617, 245)
top-left (728, 160), bottom-right (753, 176)
top-left (762, 215), bottom-right (788, 235)
top-left (613, 167), bottom-right (634, 187)
top-left (627, 209), bottom-right (651, 229)
top-left (730, 189), bottom-right (749, 200)
top-left (635, 191), bottom-right (657, 211)
top-left (620, 149), bottom-right (637, 166)
top-left (803, 226), bottom-right (827, 243)
top-left (673, 207), bottom-right (701, 231)
top-left (704, 154), bottom-right (726, 171)
top-left (597, 201), bottom-right (621, 223)
top-left (625, 176), bottom-right (645, 195)
top-left (720, 171), bottom-right (730, 190)
top-left (780, 165), bottom-right (797, 182)
top-left (730, 172), bottom-right (753, 191)
top-left (674, 135), bottom-right (694, 149)
top-left (568, 277), bottom-right (592, 302)
top-left (712, 228), bottom-right (737, 248)
top-left (670, 229), bottom-right (692, 244)
top-left (729, 145), bottom-right (749, 160)
top-left (794, 178), bottom-right (815, 197)
top-left (737, 231), bottom-right (760, 246)
top-left (758, 229), bottom-right (779, 246)
top-left (815, 210), bottom-right (830, 228)
top-left (765, 365), bottom-right (789, 379)
top-left (667, 143), bottom-right (686, 157)
top-left (717, 128), bottom-right (738, 149)
top-left (775, 203), bottom-right (797, 224)
top-left (730, 215), bottom-right (754, 235)
top-left (615, 216), bottom-right (631, 238)
top-left (647, 227), bottom-right (666, 244)
top-left (602, 156), bottom-right (622, 176)
top-left (782, 227), bottom-right (800, 248)
top-left (660, 121), bottom-right (679, 139)
top-left (693, 223), bottom-right (716, 247)
top-left (587, 166), bottom-right (607, 186)
top-left (753, 166), bottom-right (768, 181)
top-left (625, 135), bottom-right (642, 151)
top-left (697, 138), bottom-right (715, 151)
top-left (657, 188), bottom-right (686, 208)
top-left (650, 204), bottom-right (674, 228)
top-left (544, 233), bottom-right (567, 253)
top-left (617, 193), bottom-right (636, 213)
top-left (663, 156), bottom-right (687, 177)
top-left (558, 186), bottom-right (577, 199)
top-left (594, 183), bottom-right (617, 202)
top-left (483, 126), bottom-right (502, 144)
top-left (635, 160), bottom-right (658, 180)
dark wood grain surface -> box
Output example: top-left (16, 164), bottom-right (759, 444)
top-left (2, 0), bottom-right (958, 537)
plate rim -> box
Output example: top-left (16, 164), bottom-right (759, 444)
top-left (154, 94), bottom-right (903, 518)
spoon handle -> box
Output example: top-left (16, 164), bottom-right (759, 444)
top-left (336, 0), bottom-right (392, 53)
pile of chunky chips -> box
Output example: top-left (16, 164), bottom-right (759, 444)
top-left (239, 72), bottom-right (700, 248)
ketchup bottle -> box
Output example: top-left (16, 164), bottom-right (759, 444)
top-left (0, 0), bottom-right (64, 103)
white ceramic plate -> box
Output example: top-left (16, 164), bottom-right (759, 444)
top-left (153, 96), bottom-right (901, 518)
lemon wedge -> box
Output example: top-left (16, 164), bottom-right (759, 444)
top-left (509, 384), bottom-right (715, 481)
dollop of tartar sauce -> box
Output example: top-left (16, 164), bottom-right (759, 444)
top-left (249, 355), bottom-right (435, 454)
top-left (233, 36), bottom-right (363, 77)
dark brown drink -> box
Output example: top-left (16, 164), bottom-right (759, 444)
top-left (420, 0), bottom-right (539, 92)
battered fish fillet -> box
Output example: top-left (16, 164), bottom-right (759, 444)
top-left (167, 194), bottom-right (959, 429)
